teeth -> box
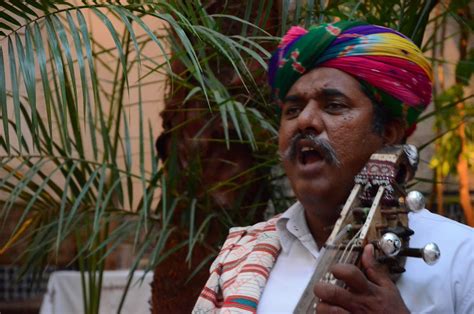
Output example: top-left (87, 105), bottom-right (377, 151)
top-left (301, 147), bottom-right (315, 152)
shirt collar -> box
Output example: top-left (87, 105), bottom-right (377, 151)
top-left (276, 202), bottom-right (320, 258)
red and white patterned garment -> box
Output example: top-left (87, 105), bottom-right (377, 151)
top-left (193, 216), bottom-right (281, 314)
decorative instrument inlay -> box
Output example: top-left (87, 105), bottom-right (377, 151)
top-left (294, 145), bottom-right (440, 313)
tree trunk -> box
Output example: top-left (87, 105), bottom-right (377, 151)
top-left (151, 2), bottom-right (280, 312)
top-left (455, 5), bottom-right (473, 226)
top-left (456, 116), bottom-right (473, 225)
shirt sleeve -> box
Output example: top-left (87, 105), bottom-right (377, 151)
top-left (454, 229), bottom-right (474, 314)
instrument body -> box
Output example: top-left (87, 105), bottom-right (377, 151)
top-left (294, 145), bottom-right (439, 313)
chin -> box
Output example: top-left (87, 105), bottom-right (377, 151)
top-left (292, 178), bottom-right (352, 216)
top-left (293, 181), bottom-right (330, 206)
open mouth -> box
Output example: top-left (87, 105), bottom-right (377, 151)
top-left (298, 145), bottom-right (324, 165)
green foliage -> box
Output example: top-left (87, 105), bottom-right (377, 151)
top-left (430, 84), bottom-right (474, 176)
top-left (456, 48), bottom-right (474, 85)
top-left (427, 0), bottom-right (473, 188)
top-left (280, 0), bottom-right (436, 45)
top-left (0, 1), bottom-right (276, 312)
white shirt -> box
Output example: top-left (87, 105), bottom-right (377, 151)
top-left (258, 202), bottom-right (474, 313)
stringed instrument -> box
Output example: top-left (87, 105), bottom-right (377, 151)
top-left (294, 145), bottom-right (441, 313)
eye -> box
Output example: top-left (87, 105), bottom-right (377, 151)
top-left (325, 101), bottom-right (348, 113)
top-left (282, 105), bottom-right (302, 118)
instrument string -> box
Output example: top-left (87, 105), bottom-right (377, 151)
top-left (324, 224), bottom-right (362, 283)
top-left (337, 226), bottom-right (361, 264)
top-left (341, 228), bottom-right (362, 264)
top-left (334, 225), bottom-right (353, 265)
top-left (323, 225), bottom-right (352, 283)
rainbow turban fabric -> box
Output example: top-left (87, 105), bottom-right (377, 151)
top-left (268, 21), bottom-right (433, 136)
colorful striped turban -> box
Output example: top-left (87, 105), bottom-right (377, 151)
top-left (268, 21), bottom-right (433, 136)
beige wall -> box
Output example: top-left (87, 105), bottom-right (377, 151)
top-left (0, 7), bottom-right (168, 210)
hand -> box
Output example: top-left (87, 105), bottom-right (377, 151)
top-left (313, 244), bottom-right (410, 314)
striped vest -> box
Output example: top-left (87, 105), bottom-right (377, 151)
top-left (193, 216), bottom-right (281, 313)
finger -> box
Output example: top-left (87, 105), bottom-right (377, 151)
top-left (314, 282), bottom-right (354, 308)
top-left (330, 263), bottom-right (369, 293)
top-left (361, 244), bottom-right (391, 286)
top-left (361, 243), bottom-right (377, 269)
top-left (316, 301), bottom-right (350, 314)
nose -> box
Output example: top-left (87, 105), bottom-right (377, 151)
top-left (296, 99), bottom-right (324, 134)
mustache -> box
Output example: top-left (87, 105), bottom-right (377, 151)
top-left (280, 133), bottom-right (341, 167)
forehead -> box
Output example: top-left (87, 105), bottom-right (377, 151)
top-left (286, 67), bottom-right (366, 98)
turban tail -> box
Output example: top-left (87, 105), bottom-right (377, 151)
top-left (268, 21), bottom-right (433, 136)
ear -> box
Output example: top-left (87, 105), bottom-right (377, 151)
top-left (382, 119), bottom-right (405, 145)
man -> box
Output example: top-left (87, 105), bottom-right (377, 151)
top-left (193, 21), bottom-right (474, 313)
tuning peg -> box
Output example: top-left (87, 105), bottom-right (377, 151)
top-left (378, 232), bottom-right (402, 257)
top-left (405, 190), bottom-right (425, 212)
top-left (403, 144), bottom-right (419, 170)
top-left (399, 243), bottom-right (441, 265)
top-left (421, 243), bottom-right (441, 265)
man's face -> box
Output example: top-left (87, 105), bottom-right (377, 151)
top-left (278, 67), bottom-right (385, 219)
